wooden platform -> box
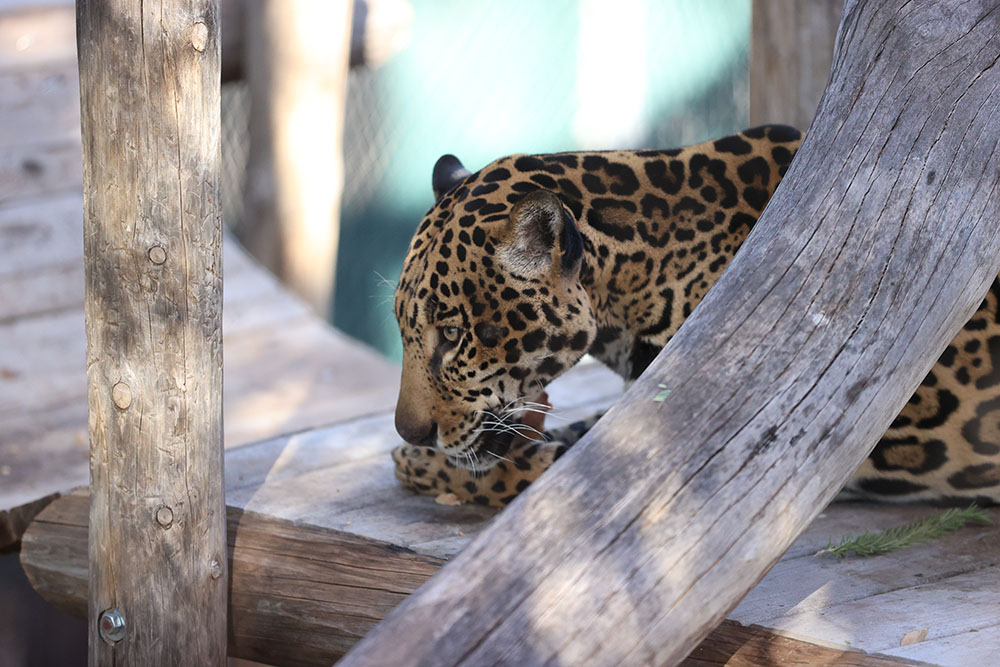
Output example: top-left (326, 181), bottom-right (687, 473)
top-left (4, 3), bottom-right (999, 665)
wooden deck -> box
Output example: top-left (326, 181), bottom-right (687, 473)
top-left (3, 3), bottom-right (999, 665)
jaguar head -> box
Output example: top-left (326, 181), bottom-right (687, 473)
top-left (393, 155), bottom-right (596, 469)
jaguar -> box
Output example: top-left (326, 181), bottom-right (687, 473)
top-left (391, 125), bottom-right (1000, 507)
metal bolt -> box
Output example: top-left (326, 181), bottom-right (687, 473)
top-left (155, 505), bottom-right (173, 528)
top-left (99, 608), bottom-right (126, 644)
top-left (111, 382), bottom-right (132, 410)
top-left (147, 245), bottom-right (167, 265)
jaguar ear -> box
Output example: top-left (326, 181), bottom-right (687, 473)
top-left (502, 190), bottom-right (584, 278)
top-left (432, 154), bottom-right (472, 201)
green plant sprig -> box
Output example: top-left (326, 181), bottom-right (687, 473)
top-left (815, 504), bottom-right (992, 560)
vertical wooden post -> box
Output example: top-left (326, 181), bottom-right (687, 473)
top-left (240, 0), bottom-right (353, 317)
top-left (77, 0), bottom-right (226, 664)
top-left (750, 0), bottom-right (843, 130)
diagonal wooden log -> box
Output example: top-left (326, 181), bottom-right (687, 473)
top-left (341, 1), bottom-right (1000, 665)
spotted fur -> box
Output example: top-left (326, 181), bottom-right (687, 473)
top-left (392, 125), bottom-right (1000, 507)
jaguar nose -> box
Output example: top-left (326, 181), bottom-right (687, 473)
top-left (395, 414), bottom-right (438, 447)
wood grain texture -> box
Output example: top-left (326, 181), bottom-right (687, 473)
top-left (682, 621), bottom-right (916, 667)
top-left (341, 2), bottom-right (1000, 664)
top-left (21, 491), bottom-right (924, 666)
top-left (77, 0), bottom-right (226, 663)
top-left (21, 488), bottom-right (445, 666)
top-left (750, 0), bottom-right (843, 129)
top-left (0, 229), bottom-right (400, 549)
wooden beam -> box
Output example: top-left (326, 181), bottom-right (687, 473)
top-left (340, 1), bottom-right (1000, 664)
top-left (20, 490), bottom-right (916, 666)
top-left (681, 621), bottom-right (916, 667)
top-left (239, 0), bottom-right (353, 317)
top-left (750, 0), bottom-right (843, 129)
top-left (77, 0), bottom-right (226, 663)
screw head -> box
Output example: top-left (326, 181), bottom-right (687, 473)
top-left (99, 608), bottom-right (126, 643)
top-left (147, 245), bottom-right (167, 265)
top-left (155, 505), bottom-right (173, 528)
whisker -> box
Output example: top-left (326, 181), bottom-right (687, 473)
top-left (373, 270), bottom-right (397, 289)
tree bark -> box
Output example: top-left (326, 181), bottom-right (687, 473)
top-left (750, 0), bottom-right (843, 130)
top-left (239, 0), bottom-right (353, 317)
top-left (341, 1), bottom-right (1000, 665)
top-left (77, 0), bottom-right (226, 663)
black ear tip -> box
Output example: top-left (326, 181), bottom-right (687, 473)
top-left (434, 154), bottom-right (463, 172)
top-left (432, 154), bottom-right (472, 200)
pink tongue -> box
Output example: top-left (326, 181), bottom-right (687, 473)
top-left (514, 392), bottom-right (551, 444)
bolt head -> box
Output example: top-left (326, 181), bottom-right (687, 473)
top-left (99, 608), bottom-right (126, 643)
top-left (147, 245), bottom-right (167, 265)
top-left (155, 505), bottom-right (174, 528)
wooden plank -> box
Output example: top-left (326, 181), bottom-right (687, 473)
top-left (682, 620), bottom-right (917, 667)
top-left (221, 316), bottom-right (399, 446)
top-left (0, 309), bottom-right (83, 413)
top-left (0, 400), bottom-right (87, 510)
top-left (0, 260), bottom-right (83, 324)
top-left (757, 566), bottom-right (1000, 655)
top-left (339, 2), bottom-right (1000, 663)
top-left (20, 492), bottom-right (943, 666)
top-left (885, 621), bottom-right (1000, 666)
top-left (731, 507), bottom-right (1000, 627)
top-left (0, 195), bottom-right (83, 280)
top-left (0, 140), bottom-right (81, 206)
top-left (0, 492), bottom-right (59, 548)
top-left (0, 64), bottom-right (80, 149)
top-left (0, 238), bottom-right (400, 547)
top-left (77, 0), bottom-right (226, 662)
top-left (20, 488), bottom-right (445, 666)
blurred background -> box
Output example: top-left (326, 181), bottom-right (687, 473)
top-left (222, 0), bottom-right (752, 361)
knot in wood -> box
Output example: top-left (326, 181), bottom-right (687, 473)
top-left (147, 245), bottom-right (167, 264)
top-left (190, 22), bottom-right (209, 52)
top-left (155, 505), bottom-right (173, 528)
top-left (209, 559), bottom-right (222, 580)
top-left (111, 382), bottom-right (132, 410)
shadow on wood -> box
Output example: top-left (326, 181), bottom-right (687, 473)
top-left (21, 490), bottom-right (919, 666)
top-left (339, 1), bottom-right (1000, 664)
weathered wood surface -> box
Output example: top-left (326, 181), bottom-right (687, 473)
top-left (0, 216), bottom-right (401, 547)
top-left (340, 1), bottom-right (1000, 664)
top-left (239, 0), bottom-right (353, 316)
top-left (25, 489), bottom-right (994, 665)
top-left (681, 621), bottom-right (918, 667)
top-left (77, 0), bottom-right (227, 662)
top-left (750, 0), bottom-right (843, 130)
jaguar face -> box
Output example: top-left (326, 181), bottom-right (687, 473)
top-left (393, 155), bottom-right (596, 469)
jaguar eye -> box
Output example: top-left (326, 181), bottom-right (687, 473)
top-left (441, 326), bottom-right (460, 343)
